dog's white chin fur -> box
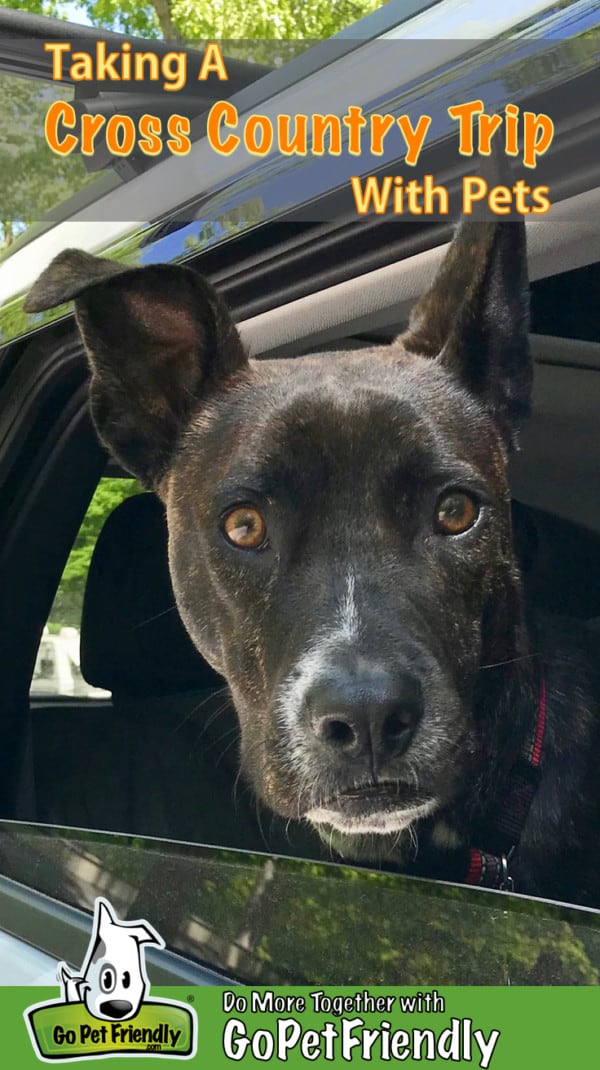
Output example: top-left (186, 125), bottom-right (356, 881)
top-left (305, 797), bottom-right (438, 835)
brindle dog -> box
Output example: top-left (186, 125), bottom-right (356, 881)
top-left (26, 223), bottom-right (600, 905)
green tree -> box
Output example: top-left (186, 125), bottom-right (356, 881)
top-left (1, 0), bottom-right (380, 249)
top-left (4, 1), bottom-right (63, 16)
top-left (60, 1), bottom-right (381, 42)
top-left (4, 1), bottom-right (382, 41)
top-left (0, 74), bottom-right (94, 249)
top-left (49, 477), bottom-right (141, 628)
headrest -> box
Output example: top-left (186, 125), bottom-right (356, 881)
top-left (81, 492), bottom-right (222, 697)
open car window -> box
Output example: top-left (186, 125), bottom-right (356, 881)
top-left (30, 477), bottom-right (140, 699)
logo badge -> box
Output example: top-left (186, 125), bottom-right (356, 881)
top-left (25, 897), bottom-right (197, 1061)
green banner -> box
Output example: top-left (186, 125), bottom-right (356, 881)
top-left (4, 986), bottom-right (598, 1068)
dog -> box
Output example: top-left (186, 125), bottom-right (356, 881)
top-left (58, 897), bottom-right (163, 1020)
top-left (25, 222), bottom-right (600, 906)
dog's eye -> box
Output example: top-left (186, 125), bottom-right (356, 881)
top-left (222, 506), bottom-right (267, 549)
top-left (99, 965), bottom-right (116, 993)
top-left (434, 492), bottom-right (479, 535)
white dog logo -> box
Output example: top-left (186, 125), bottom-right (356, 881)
top-left (57, 897), bottom-right (164, 1022)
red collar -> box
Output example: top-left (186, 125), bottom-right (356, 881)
top-left (466, 673), bottom-right (546, 892)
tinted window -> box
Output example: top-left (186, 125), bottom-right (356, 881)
top-left (2, 823), bottom-right (599, 986)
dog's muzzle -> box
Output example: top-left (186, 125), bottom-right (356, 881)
top-left (276, 651), bottom-right (430, 828)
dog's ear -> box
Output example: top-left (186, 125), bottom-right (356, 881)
top-left (400, 221), bottom-right (531, 446)
top-left (25, 250), bottom-right (247, 485)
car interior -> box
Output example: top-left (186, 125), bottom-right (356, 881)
top-left (1, 194), bottom-right (599, 882)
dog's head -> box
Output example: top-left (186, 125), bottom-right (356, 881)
top-left (26, 223), bottom-right (531, 853)
top-left (59, 898), bottom-right (162, 1020)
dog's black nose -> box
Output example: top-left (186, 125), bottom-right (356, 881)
top-left (99, 1000), bottom-right (134, 1019)
top-left (306, 666), bottom-right (422, 772)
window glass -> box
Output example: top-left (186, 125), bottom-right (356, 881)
top-left (3, 822), bottom-right (600, 986)
top-left (30, 476), bottom-right (141, 699)
top-left (0, 73), bottom-right (95, 253)
top-left (0, 2), bottom-right (385, 258)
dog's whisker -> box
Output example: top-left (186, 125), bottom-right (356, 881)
top-left (194, 697), bottom-right (235, 739)
top-left (327, 824), bottom-right (335, 862)
top-left (215, 736), bottom-right (244, 771)
top-left (408, 822), bottom-right (419, 859)
top-left (206, 724), bottom-right (239, 753)
top-left (185, 705), bottom-right (232, 747)
top-left (478, 652), bottom-right (541, 671)
top-left (231, 765), bottom-right (254, 813)
top-left (172, 686), bottom-right (231, 733)
top-left (184, 709), bottom-right (237, 755)
top-left (231, 737), bottom-right (277, 798)
top-left (134, 604), bottom-right (178, 628)
top-left (254, 798), bottom-right (270, 852)
top-left (391, 827), bottom-right (404, 856)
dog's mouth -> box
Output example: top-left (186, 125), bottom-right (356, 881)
top-left (304, 780), bottom-right (438, 834)
top-left (326, 780), bottom-right (412, 810)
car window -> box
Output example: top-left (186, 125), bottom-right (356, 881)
top-left (30, 476), bottom-right (141, 699)
top-left (2, 821), bottom-right (600, 986)
top-left (0, 2), bottom-right (390, 260)
top-left (0, 72), bottom-right (97, 253)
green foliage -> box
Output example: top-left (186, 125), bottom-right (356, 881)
top-left (49, 477), bottom-right (141, 628)
top-left (1, 0), bottom-right (380, 249)
top-left (172, 0), bottom-right (380, 41)
top-left (6, 0), bottom-right (382, 42)
top-left (77, 0), bottom-right (163, 37)
top-left (68, 1), bottom-right (381, 41)
top-left (0, 294), bottom-right (40, 343)
top-left (0, 74), bottom-right (94, 249)
top-left (5, 0), bottom-right (63, 15)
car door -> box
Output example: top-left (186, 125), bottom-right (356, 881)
top-left (0, 0), bottom-right (599, 990)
